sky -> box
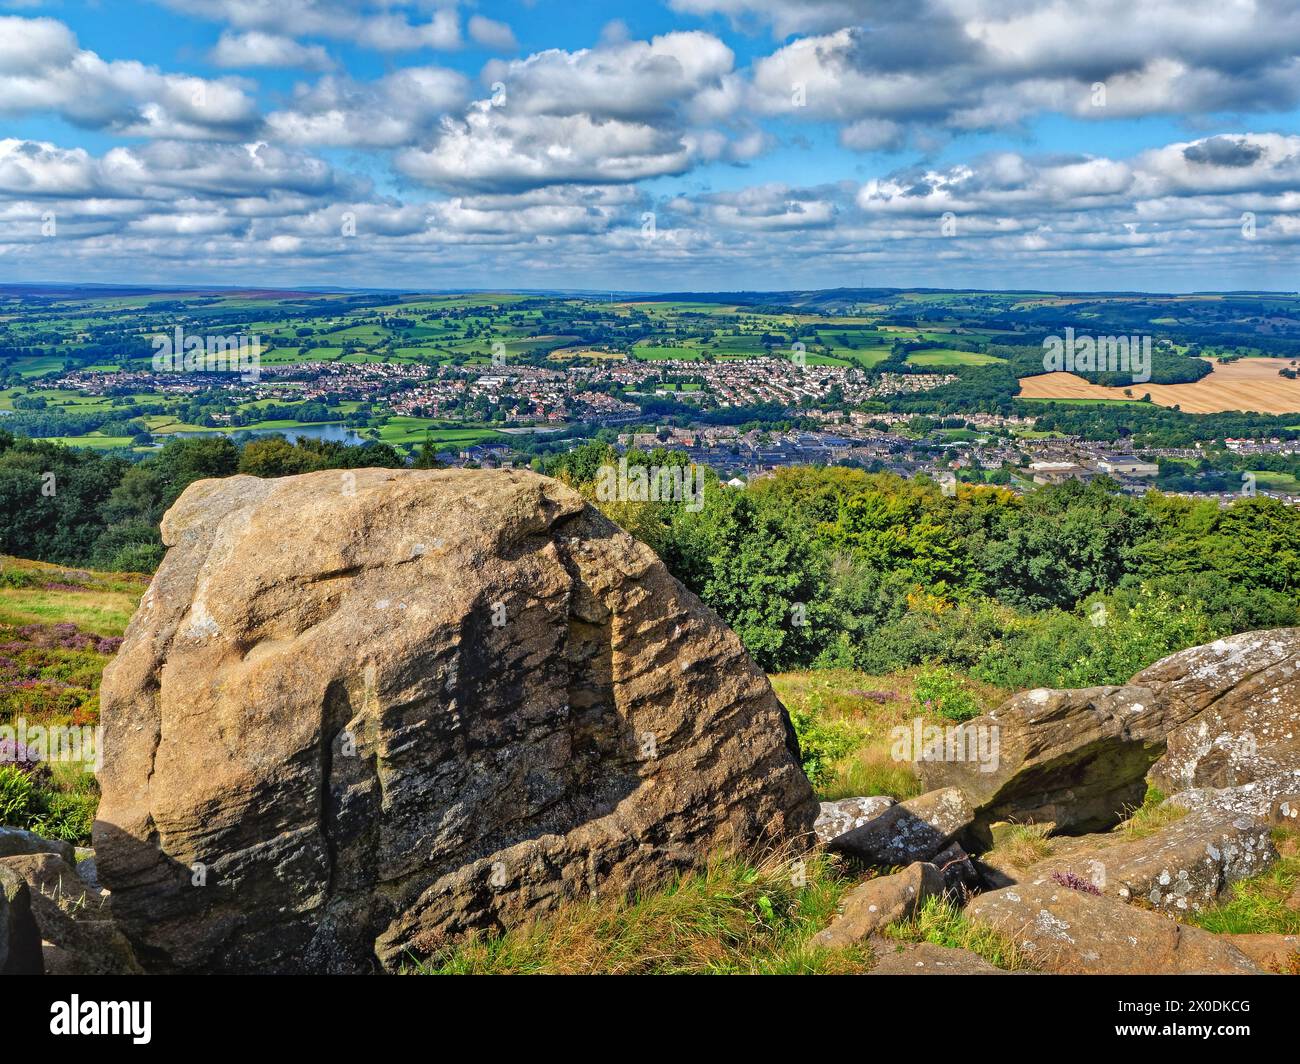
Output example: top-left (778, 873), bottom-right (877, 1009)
top-left (1, 0), bottom-right (1299, 292)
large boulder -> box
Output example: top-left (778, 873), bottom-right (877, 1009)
top-left (915, 630), bottom-right (1300, 840)
top-left (915, 686), bottom-right (1175, 837)
top-left (94, 468), bottom-right (817, 973)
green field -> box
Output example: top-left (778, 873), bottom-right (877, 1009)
top-left (905, 349), bottom-right (1005, 367)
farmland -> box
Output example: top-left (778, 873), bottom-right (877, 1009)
top-left (4, 285), bottom-right (1300, 469)
top-left (1018, 357), bottom-right (1300, 414)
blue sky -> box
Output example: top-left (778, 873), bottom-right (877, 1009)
top-left (1, 0), bottom-right (1298, 291)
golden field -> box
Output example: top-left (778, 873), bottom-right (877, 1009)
top-left (1018, 357), bottom-right (1300, 414)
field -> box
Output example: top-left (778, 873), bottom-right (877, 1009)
top-left (1019, 357), bottom-right (1300, 414)
top-left (905, 349), bottom-right (1004, 367)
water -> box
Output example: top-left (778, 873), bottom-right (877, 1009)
top-left (170, 423), bottom-right (369, 446)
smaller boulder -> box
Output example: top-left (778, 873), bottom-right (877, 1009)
top-left (915, 685), bottom-right (1167, 837)
top-left (811, 861), bottom-right (943, 950)
top-left (814, 796), bottom-right (896, 846)
top-left (0, 853), bottom-right (139, 975)
top-left (0, 826), bottom-right (75, 865)
top-left (1024, 808), bottom-right (1275, 913)
top-left (827, 787), bottom-right (973, 867)
top-left (0, 865), bottom-right (43, 975)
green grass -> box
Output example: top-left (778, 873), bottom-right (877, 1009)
top-left (883, 896), bottom-right (1038, 971)
top-left (372, 418), bottom-right (506, 447)
top-left (771, 668), bottom-right (1007, 801)
top-left (414, 851), bottom-right (873, 974)
top-left (905, 349), bottom-right (1005, 367)
top-left (984, 823), bottom-right (1054, 869)
top-left (0, 556), bottom-right (147, 635)
top-left (1118, 787), bottom-right (1188, 840)
top-left (1252, 470), bottom-right (1300, 493)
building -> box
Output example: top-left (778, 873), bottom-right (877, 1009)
top-left (1029, 461), bottom-right (1095, 485)
top-left (1096, 454), bottom-right (1159, 477)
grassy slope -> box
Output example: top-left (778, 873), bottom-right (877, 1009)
top-left (0, 556), bottom-right (147, 845)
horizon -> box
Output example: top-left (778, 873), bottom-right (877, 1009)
top-left (5, 282), bottom-right (1300, 299)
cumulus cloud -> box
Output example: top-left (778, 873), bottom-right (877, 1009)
top-left (671, 183), bottom-right (845, 231)
top-left (158, 0), bottom-right (462, 52)
top-left (468, 15), bottom-right (517, 51)
top-left (398, 32), bottom-right (756, 192)
top-left (209, 31), bottom-right (336, 72)
top-left (266, 67), bottom-right (469, 148)
top-left (397, 104), bottom-right (698, 192)
top-left (0, 15), bottom-right (260, 139)
top-left (750, 0), bottom-right (1300, 132)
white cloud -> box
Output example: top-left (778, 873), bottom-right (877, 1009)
top-left (467, 15), bottom-right (517, 51)
top-left (749, 1), bottom-right (1300, 132)
top-left (399, 32), bottom-right (752, 192)
top-left (157, 0), bottom-right (462, 52)
top-left (209, 31), bottom-right (336, 72)
top-left (266, 67), bottom-right (469, 148)
top-left (397, 104), bottom-right (697, 192)
top-left (0, 16), bottom-right (260, 139)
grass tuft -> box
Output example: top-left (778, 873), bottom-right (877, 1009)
top-left (984, 823), bottom-right (1054, 870)
top-left (413, 851), bottom-right (875, 975)
top-left (882, 895), bottom-right (1037, 971)
top-left (1117, 785), bottom-right (1189, 840)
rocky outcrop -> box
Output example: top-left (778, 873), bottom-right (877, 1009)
top-left (915, 629), bottom-right (1300, 840)
top-left (965, 877), bottom-right (1262, 974)
top-left (1022, 808), bottom-right (1275, 912)
top-left (94, 468), bottom-right (817, 974)
top-left (1136, 630), bottom-right (1300, 794)
top-left (915, 686), bottom-right (1173, 837)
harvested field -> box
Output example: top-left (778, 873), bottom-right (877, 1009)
top-left (1017, 357), bottom-right (1300, 414)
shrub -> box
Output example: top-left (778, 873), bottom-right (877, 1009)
top-left (788, 703), bottom-right (864, 787)
top-left (0, 764), bottom-right (35, 826)
top-left (910, 666), bottom-right (981, 722)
